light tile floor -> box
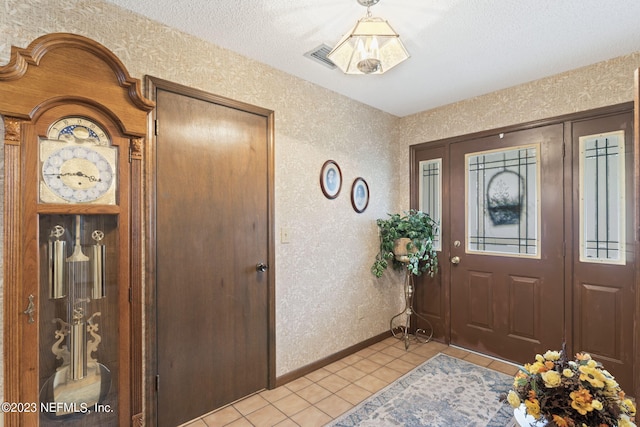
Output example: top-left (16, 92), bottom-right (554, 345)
top-left (181, 337), bottom-right (520, 427)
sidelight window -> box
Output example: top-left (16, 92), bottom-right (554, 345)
top-left (579, 130), bottom-right (625, 264)
top-left (419, 159), bottom-right (442, 251)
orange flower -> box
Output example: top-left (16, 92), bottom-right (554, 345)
top-left (570, 388), bottom-right (594, 415)
top-left (552, 414), bottom-right (569, 427)
top-left (525, 398), bottom-right (541, 420)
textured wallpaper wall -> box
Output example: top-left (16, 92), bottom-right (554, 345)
top-left (1, 0), bottom-right (639, 419)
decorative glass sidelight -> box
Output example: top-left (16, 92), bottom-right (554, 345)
top-left (579, 130), bottom-right (626, 264)
top-left (419, 159), bottom-right (442, 251)
top-left (466, 145), bottom-right (540, 257)
top-left (39, 214), bottom-right (118, 425)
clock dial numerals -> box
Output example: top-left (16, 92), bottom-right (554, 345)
top-left (40, 117), bottom-right (117, 204)
top-left (42, 146), bottom-right (114, 203)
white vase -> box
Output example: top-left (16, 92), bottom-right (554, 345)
top-left (513, 404), bottom-right (547, 427)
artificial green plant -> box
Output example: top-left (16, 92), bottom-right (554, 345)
top-left (371, 209), bottom-right (439, 278)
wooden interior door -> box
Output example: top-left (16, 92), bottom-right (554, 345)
top-left (449, 124), bottom-right (565, 362)
top-left (570, 111), bottom-right (636, 393)
top-left (150, 80), bottom-right (274, 427)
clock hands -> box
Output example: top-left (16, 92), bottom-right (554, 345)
top-left (44, 171), bottom-right (102, 183)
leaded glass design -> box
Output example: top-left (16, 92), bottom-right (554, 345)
top-left (466, 145), bottom-right (540, 257)
top-left (579, 130), bottom-right (625, 264)
top-left (419, 159), bottom-right (441, 251)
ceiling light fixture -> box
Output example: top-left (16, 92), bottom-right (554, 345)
top-left (327, 0), bottom-right (410, 75)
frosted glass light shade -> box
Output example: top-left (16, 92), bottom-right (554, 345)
top-left (327, 16), bottom-right (410, 74)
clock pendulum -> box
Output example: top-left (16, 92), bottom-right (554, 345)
top-left (66, 215), bottom-right (90, 382)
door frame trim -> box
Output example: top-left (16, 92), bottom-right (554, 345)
top-left (143, 76), bottom-right (276, 425)
top-left (410, 101), bottom-right (637, 398)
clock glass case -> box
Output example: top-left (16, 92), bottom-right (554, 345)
top-left (38, 214), bottom-right (120, 425)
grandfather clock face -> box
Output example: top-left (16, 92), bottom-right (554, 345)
top-left (40, 117), bottom-right (117, 204)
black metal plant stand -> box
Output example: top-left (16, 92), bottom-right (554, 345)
top-left (389, 265), bottom-right (433, 350)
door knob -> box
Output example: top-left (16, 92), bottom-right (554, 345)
top-left (256, 263), bottom-right (268, 272)
top-left (450, 256), bottom-right (460, 265)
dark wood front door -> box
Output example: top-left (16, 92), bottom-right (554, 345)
top-left (151, 81), bottom-right (273, 427)
top-left (412, 105), bottom-right (637, 397)
top-left (449, 124), bottom-right (565, 362)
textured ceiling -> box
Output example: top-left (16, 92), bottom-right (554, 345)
top-left (103, 0), bottom-right (640, 117)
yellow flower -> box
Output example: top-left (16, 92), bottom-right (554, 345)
top-left (527, 361), bottom-right (548, 374)
top-left (591, 399), bottom-right (603, 411)
top-left (570, 388), bottom-right (594, 415)
top-left (535, 354), bottom-right (545, 363)
top-left (619, 414), bottom-right (637, 427)
top-left (543, 350), bottom-right (561, 361)
top-left (621, 398), bottom-right (637, 416)
top-left (525, 398), bottom-right (541, 420)
top-left (563, 368), bottom-right (574, 378)
top-left (604, 377), bottom-right (619, 391)
top-left (507, 390), bottom-right (521, 408)
top-left (540, 370), bottom-right (562, 388)
top-left (579, 365), bottom-right (606, 388)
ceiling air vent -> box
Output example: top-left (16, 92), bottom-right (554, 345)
top-left (304, 44), bottom-right (336, 69)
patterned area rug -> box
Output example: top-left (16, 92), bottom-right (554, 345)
top-left (326, 353), bottom-right (516, 427)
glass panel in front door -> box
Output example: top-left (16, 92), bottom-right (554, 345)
top-left (466, 145), bottom-right (540, 257)
top-left (579, 130), bottom-right (626, 264)
top-left (419, 158), bottom-right (442, 251)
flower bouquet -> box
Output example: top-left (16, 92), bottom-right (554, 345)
top-left (506, 347), bottom-right (636, 427)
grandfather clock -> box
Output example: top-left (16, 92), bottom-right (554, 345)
top-left (0, 34), bottom-right (154, 425)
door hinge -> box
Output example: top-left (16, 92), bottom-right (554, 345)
top-left (154, 119), bottom-right (158, 136)
top-left (562, 143), bottom-right (566, 158)
top-left (129, 287), bottom-right (133, 303)
top-left (155, 375), bottom-right (160, 392)
top-left (128, 145), bottom-right (132, 163)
